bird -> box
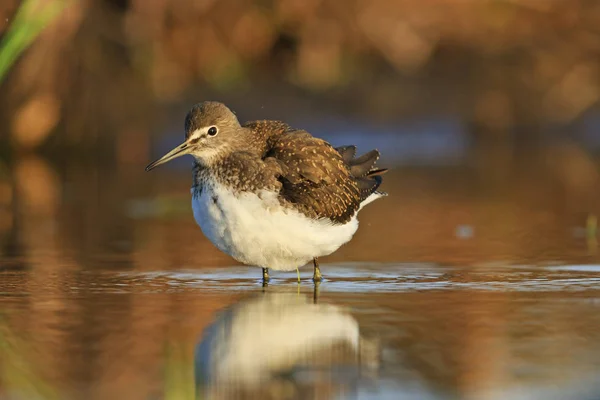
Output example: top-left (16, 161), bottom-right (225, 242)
top-left (145, 101), bottom-right (387, 283)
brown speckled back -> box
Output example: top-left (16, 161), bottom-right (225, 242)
top-left (193, 117), bottom-right (386, 224)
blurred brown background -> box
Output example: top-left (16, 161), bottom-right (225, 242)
top-left (1, 0), bottom-right (599, 152)
top-left (2, 2), bottom-right (600, 399)
top-left (1, 0), bottom-right (600, 267)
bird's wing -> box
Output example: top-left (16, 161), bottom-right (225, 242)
top-left (265, 131), bottom-right (362, 224)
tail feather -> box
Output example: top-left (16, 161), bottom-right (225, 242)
top-left (335, 145), bottom-right (357, 164)
top-left (336, 146), bottom-right (388, 203)
top-left (349, 150), bottom-right (380, 177)
top-left (357, 175), bottom-right (382, 193)
top-left (366, 168), bottom-right (388, 177)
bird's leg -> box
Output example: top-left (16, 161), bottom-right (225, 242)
top-left (262, 268), bottom-right (270, 285)
top-left (313, 280), bottom-right (321, 304)
top-left (296, 268), bottom-right (301, 283)
top-left (312, 258), bottom-right (322, 282)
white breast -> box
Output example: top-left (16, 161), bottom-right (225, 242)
top-left (191, 185), bottom-right (361, 271)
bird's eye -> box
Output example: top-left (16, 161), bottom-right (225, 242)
top-left (207, 126), bottom-right (218, 137)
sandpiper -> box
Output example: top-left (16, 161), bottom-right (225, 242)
top-left (145, 101), bottom-right (387, 283)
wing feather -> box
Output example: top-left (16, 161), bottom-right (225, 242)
top-left (265, 131), bottom-right (361, 223)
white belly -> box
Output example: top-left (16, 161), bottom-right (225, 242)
top-left (191, 185), bottom-right (360, 271)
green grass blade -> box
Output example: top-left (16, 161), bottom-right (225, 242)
top-left (0, 0), bottom-right (70, 82)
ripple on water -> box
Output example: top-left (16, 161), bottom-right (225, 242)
top-left (114, 262), bottom-right (600, 294)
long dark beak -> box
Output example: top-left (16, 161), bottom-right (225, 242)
top-left (145, 142), bottom-right (191, 171)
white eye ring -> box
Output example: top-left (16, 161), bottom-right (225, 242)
top-left (207, 126), bottom-right (218, 137)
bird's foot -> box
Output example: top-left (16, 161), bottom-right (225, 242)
top-left (312, 258), bottom-right (323, 282)
top-left (262, 268), bottom-right (270, 285)
top-left (312, 267), bottom-right (322, 282)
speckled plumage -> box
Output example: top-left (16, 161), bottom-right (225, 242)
top-left (191, 116), bottom-right (386, 224)
top-left (149, 101), bottom-right (387, 275)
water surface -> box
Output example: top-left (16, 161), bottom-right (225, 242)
top-left (1, 143), bottom-right (600, 399)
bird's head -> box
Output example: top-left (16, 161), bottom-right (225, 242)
top-left (145, 101), bottom-right (245, 171)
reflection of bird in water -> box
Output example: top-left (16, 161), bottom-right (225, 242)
top-left (195, 292), bottom-right (379, 400)
top-left (146, 101), bottom-right (387, 283)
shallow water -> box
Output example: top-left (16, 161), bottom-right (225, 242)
top-left (2, 264), bottom-right (600, 399)
top-left (2, 143), bottom-right (600, 399)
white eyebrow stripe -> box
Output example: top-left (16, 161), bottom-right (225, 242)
top-left (189, 127), bottom-right (208, 141)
